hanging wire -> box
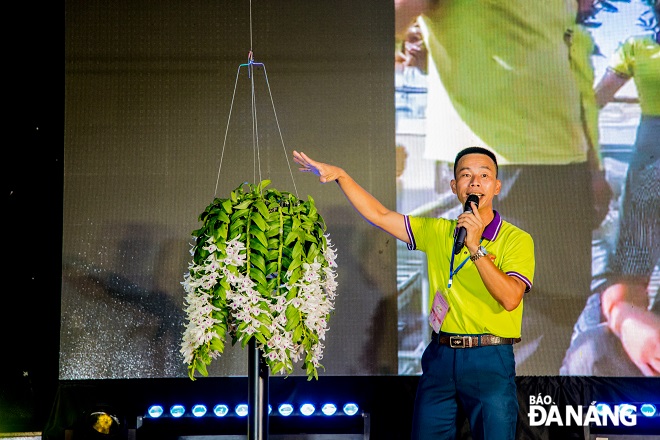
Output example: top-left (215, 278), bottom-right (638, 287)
top-left (213, 0), bottom-right (299, 199)
top-left (249, 0), bottom-right (253, 53)
top-left (249, 53), bottom-right (262, 185)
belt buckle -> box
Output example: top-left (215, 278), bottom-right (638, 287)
top-left (449, 335), bottom-right (471, 348)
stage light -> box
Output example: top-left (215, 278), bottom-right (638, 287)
top-left (300, 403), bottom-right (316, 416)
top-left (213, 404), bottom-right (229, 417)
top-left (595, 402), bottom-right (612, 415)
top-left (268, 404), bottom-right (273, 414)
top-left (321, 403), bottom-right (337, 416)
top-left (147, 405), bottom-right (164, 418)
top-left (343, 403), bottom-right (359, 416)
top-left (640, 403), bottom-right (657, 417)
top-left (191, 404), bottom-right (207, 417)
top-left (619, 403), bottom-right (637, 417)
top-left (278, 403), bottom-right (294, 416)
top-left (88, 411), bottom-right (120, 435)
top-left (235, 403), bottom-right (249, 417)
top-left (170, 404), bottom-right (186, 418)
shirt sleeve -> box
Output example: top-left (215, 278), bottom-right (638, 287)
top-left (500, 229), bottom-right (535, 293)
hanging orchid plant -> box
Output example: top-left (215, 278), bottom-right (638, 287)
top-left (180, 180), bottom-right (338, 381)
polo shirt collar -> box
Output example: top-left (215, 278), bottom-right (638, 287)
top-left (482, 210), bottom-right (502, 241)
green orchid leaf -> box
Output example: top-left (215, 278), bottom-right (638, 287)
top-left (250, 228), bottom-right (269, 249)
top-left (255, 284), bottom-right (272, 297)
top-left (292, 241), bottom-right (303, 260)
top-left (287, 270), bottom-right (301, 286)
top-left (230, 208), bottom-right (250, 222)
top-left (215, 210), bottom-right (230, 224)
top-left (266, 226), bottom-right (281, 238)
top-left (265, 261), bottom-right (279, 275)
top-left (229, 220), bottom-right (247, 238)
top-left (249, 239), bottom-right (269, 256)
top-left (285, 314), bottom-right (300, 331)
top-left (287, 257), bottom-right (302, 274)
top-left (210, 336), bottom-right (225, 353)
top-left (254, 200), bottom-right (270, 218)
top-left (258, 179), bottom-right (272, 191)
top-left (250, 253), bottom-right (266, 273)
top-left (213, 223), bottom-right (228, 242)
top-left (254, 332), bottom-right (267, 345)
top-left (196, 360), bottom-right (209, 378)
top-left (221, 199), bottom-right (233, 213)
top-left (250, 268), bottom-right (268, 286)
top-left (293, 324), bottom-right (303, 342)
top-left (255, 313), bottom-right (272, 326)
top-left (303, 233), bottom-right (318, 243)
top-left (283, 229), bottom-right (298, 246)
top-left (251, 212), bottom-right (267, 231)
top-left (266, 249), bottom-right (280, 261)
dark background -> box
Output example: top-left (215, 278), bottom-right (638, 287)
top-left (2, 1), bottom-right (659, 439)
top-left (4, 0), bottom-right (63, 433)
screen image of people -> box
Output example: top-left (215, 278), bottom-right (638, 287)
top-left (394, 0), bottom-right (659, 377)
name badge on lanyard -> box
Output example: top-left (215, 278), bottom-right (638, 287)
top-left (429, 291), bottom-right (450, 333)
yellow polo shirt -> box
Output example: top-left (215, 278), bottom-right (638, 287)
top-left (406, 211), bottom-right (535, 338)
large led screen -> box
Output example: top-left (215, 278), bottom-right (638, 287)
top-left (62, 0), bottom-right (659, 380)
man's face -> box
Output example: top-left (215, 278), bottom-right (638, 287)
top-left (450, 153), bottom-right (501, 211)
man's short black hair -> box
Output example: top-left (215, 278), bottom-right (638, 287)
top-left (453, 146), bottom-right (498, 178)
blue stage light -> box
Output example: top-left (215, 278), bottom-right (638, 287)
top-left (147, 405), bottom-right (164, 418)
top-left (235, 404), bottom-right (249, 417)
top-left (278, 403), bottom-right (294, 416)
top-left (321, 403), bottom-right (337, 416)
top-left (595, 402), bottom-right (612, 415)
top-left (213, 404), bottom-right (229, 417)
top-left (268, 404), bottom-right (273, 414)
top-left (191, 404), bottom-right (207, 417)
top-left (343, 403), bottom-right (359, 416)
top-left (300, 403), bottom-right (316, 416)
top-left (619, 403), bottom-right (637, 418)
top-left (640, 403), bottom-right (657, 417)
top-left (170, 404), bottom-right (186, 418)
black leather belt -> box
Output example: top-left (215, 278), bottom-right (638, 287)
top-left (432, 332), bottom-right (521, 348)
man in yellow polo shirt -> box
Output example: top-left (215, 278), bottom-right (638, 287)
top-left (293, 147), bottom-right (535, 440)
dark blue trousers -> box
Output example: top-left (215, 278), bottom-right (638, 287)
top-left (411, 340), bottom-right (518, 440)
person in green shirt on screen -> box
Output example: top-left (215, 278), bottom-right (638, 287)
top-left (294, 146), bottom-right (535, 440)
top-left (562, 0), bottom-right (660, 377)
top-left (394, 0), bottom-right (611, 375)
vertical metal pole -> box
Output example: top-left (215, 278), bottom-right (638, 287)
top-left (248, 338), bottom-right (269, 440)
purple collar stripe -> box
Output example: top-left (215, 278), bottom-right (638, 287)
top-left (482, 210), bottom-right (502, 241)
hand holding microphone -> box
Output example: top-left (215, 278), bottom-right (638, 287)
top-left (453, 194), bottom-right (480, 254)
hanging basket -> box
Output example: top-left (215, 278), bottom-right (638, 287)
top-left (181, 180), bottom-right (338, 380)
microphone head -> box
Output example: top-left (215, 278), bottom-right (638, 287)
top-left (466, 194), bottom-right (479, 209)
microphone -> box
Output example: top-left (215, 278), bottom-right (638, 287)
top-left (453, 194), bottom-right (480, 255)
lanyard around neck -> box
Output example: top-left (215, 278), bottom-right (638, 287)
top-left (448, 238), bottom-right (483, 288)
